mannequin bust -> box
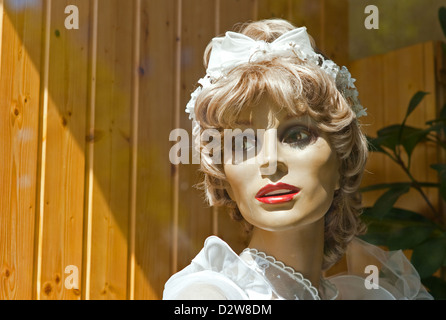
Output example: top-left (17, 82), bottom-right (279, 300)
top-left (164, 19), bottom-right (432, 300)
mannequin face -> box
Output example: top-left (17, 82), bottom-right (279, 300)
top-left (223, 97), bottom-right (340, 231)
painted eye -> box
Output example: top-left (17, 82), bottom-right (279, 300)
top-left (281, 126), bottom-right (314, 148)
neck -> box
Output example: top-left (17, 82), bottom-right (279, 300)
top-left (247, 218), bottom-right (325, 288)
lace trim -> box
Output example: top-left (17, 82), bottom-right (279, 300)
top-left (242, 247), bottom-right (321, 300)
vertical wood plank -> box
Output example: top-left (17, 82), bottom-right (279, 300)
top-left (38, 0), bottom-right (90, 300)
top-left (35, 0), bottom-right (51, 300)
top-left (256, 0), bottom-right (290, 20)
top-left (0, 0), bottom-right (4, 74)
top-left (381, 48), bottom-right (406, 208)
top-left (82, 0), bottom-right (97, 300)
top-left (289, 0), bottom-right (322, 46)
top-left (85, 0), bottom-right (133, 300)
top-left (0, 0), bottom-right (43, 300)
top-left (128, 0), bottom-right (141, 300)
top-left (320, 0), bottom-right (349, 67)
top-left (218, 0), bottom-right (257, 35)
top-left (350, 55), bottom-right (386, 208)
top-left (176, 0), bottom-right (216, 273)
top-left (133, 0), bottom-right (177, 299)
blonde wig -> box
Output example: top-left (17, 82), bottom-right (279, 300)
top-left (193, 19), bottom-right (368, 270)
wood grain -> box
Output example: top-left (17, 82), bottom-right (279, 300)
top-left (349, 54), bottom-right (386, 208)
top-left (38, 0), bottom-right (90, 300)
top-left (0, 0), bottom-right (43, 300)
top-left (85, 0), bottom-right (133, 300)
top-left (133, 0), bottom-right (177, 299)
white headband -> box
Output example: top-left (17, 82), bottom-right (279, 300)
top-left (185, 27), bottom-right (367, 128)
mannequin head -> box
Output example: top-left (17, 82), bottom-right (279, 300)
top-left (222, 97), bottom-right (341, 232)
top-left (192, 19), bottom-right (368, 270)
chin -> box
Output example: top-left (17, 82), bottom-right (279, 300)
top-left (245, 212), bottom-right (311, 232)
top-left (241, 203), bottom-right (328, 232)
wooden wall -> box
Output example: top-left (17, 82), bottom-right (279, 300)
top-left (0, 0), bottom-right (442, 300)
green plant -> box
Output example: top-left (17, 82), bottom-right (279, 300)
top-left (360, 5), bottom-right (446, 301)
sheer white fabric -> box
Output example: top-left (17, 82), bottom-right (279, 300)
top-left (163, 236), bottom-right (433, 300)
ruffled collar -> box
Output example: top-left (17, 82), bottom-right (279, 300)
top-left (164, 236), bottom-right (432, 300)
top-left (240, 247), bottom-right (339, 300)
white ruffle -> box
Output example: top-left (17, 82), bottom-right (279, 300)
top-left (330, 237), bottom-right (433, 300)
top-left (163, 236), bottom-right (433, 300)
top-left (163, 236), bottom-right (274, 300)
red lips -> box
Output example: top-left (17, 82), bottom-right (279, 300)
top-left (255, 182), bottom-right (300, 204)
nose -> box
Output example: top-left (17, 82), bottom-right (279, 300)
top-left (258, 129), bottom-right (287, 177)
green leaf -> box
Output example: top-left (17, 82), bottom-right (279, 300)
top-left (425, 103), bottom-right (446, 126)
top-left (431, 164), bottom-right (446, 173)
top-left (359, 214), bottom-right (394, 245)
top-left (360, 182), bottom-right (438, 193)
top-left (366, 135), bottom-right (386, 153)
top-left (387, 225), bottom-right (434, 250)
top-left (360, 208), bottom-right (435, 248)
top-left (385, 207), bottom-right (436, 224)
top-left (360, 182), bottom-right (411, 193)
top-left (421, 276), bottom-right (446, 300)
top-left (439, 7), bottom-right (446, 38)
top-left (401, 127), bottom-right (431, 158)
top-left (411, 236), bottom-right (446, 278)
top-left (375, 125), bottom-right (401, 151)
top-left (405, 91), bottom-right (429, 120)
top-left (371, 123), bottom-right (436, 158)
top-left (366, 184), bottom-right (411, 219)
top-left (425, 117), bottom-right (446, 126)
top-left (375, 124), bottom-right (424, 153)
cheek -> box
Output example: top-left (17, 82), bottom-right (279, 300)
top-left (289, 144), bottom-right (340, 192)
top-left (311, 141), bottom-right (339, 186)
top-left (223, 164), bottom-right (252, 202)
top-left (316, 152), bottom-right (340, 190)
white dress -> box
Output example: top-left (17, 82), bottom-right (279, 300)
top-left (163, 236), bottom-right (433, 300)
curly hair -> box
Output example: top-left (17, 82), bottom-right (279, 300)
top-left (192, 19), bottom-right (368, 270)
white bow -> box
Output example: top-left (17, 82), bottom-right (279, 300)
top-left (207, 28), bottom-right (315, 78)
